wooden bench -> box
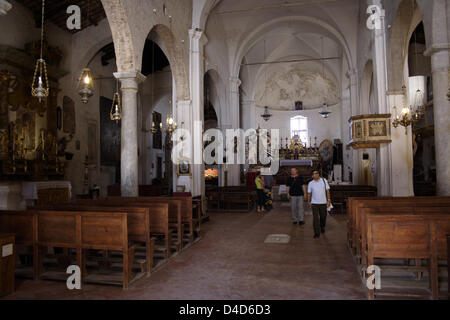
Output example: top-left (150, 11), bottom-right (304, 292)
top-left (358, 206), bottom-right (450, 271)
top-left (366, 212), bottom-right (450, 300)
top-left (347, 197), bottom-right (450, 251)
top-left (140, 196), bottom-right (195, 245)
top-left (0, 211), bottom-right (36, 279)
top-left (0, 209), bottom-right (137, 289)
top-left (205, 187), bottom-right (255, 212)
top-left (31, 204), bottom-right (159, 275)
top-left (330, 185), bottom-right (377, 214)
top-left (77, 198), bottom-right (172, 259)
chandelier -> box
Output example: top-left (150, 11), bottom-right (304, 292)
top-left (31, 0), bottom-right (49, 103)
top-left (261, 106), bottom-right (272, 121)
top-left (78, 68), bottom-right (94, 104)
top-left (319, 103), bottom-right (331, 119)
top-left (392, 85), bottom-right (419, 134)
top-left (110, 79), bottom-right (121, 123)
top-left (165, 114), bottom-right (177, 133)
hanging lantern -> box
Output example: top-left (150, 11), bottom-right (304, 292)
top-left (110, 90), bottom-right (121, 124)
top-left (31, 0), bottom-right (49, 102)
top-left (319, 103), bottom-right (331, 119)
top-left (414, 88), bottom-right (425, 117)
top-left (78, 68), bottom-right (94, 104)
top-left (261, 106), bottom-right (272, 122)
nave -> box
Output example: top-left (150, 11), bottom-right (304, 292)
top-left (3, 205), bottom-right (366, 300)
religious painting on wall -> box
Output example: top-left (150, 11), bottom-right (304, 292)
top-left (153, 111), bottom-right (162, 149)
top-left (177, 158), bottom-right (191, 176)
top-left (87, 120), bottom-right (98, 166)
top-left (63, 96), bottom-right (76, 135)
top-left (295, 101), bottom-right (303, 110)
top-left (100, 96), bottom-right (121, 166)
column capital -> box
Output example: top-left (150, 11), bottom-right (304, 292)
top-left (114, 71), bottom-right (146, 90)
top-left (189, 28), bottom-right (208, 46)
top-left (241, 99), bottom-right (255, 106)
top-left (424, 43), bottom-right (450, 57)
top-left (229, 76), bottom-right (241, 87)
top-left (176, 100), bottom-right (192, 108)
top-left (346, 69), bottom-right (358, 84)
top-left (0, 0), bottom-right (12, 15)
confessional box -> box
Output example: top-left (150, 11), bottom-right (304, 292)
top-left (0, 233), bottom-right (15, 297)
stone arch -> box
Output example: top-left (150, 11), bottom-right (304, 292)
top-left (193, 0), bottom-right (222, 30)
top-left (387, 0), bottom-right (429, 92)
top-left (145, 24), bottom-right (190, 101)
top-left (100, 0), bottom-right (137, 72)
top-left (231, 16), bottom-right (355, 80)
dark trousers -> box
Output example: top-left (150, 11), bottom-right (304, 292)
top-left (312, 204), bottom-right (327, 235)
top-left (257, 189), bottom-right (265, 208)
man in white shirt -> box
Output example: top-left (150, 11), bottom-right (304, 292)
top-left (307, 170), bottom-right (331, 238)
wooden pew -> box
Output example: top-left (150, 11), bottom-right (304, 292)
top-left (448, 235), bottom-right (450, 300)
top-left (77, 198), bottom-right (172, 259)
top-left (205, 187), bottom-right (255, 212)
top-left (366, 212), bottom-right (450, 300)
top-left (0, 211), bottom-right (37, 279)
top-left (0, 209), bottom-right (137, 289)
top-left (97, 197), bottom-right (182, 253)
top-left (139, 196), bottom-right (195, 245)
top-left (359, 206), bottom-right (450, 271)
top-left (330, 185), bottom-right (377, 214)
top-left (347, 197), bottom-right (450, 252)
top-left (31, 204), bottom-right (158, 275)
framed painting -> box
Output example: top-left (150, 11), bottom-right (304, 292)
top-left (177, 159), bottom-right (191, 176)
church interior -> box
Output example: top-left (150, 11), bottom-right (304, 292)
top-left (0, 0), bottom-right (449, 301)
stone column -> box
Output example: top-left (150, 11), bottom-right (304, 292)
top-left (189, 28), bottom-right (208, 197)
top-left (114, 71), bottom-right (146, 196)
top-left (425, 46), bottom-right (450, 195)
top-left (228, 77), bottom-right (242, 186)
top-left (241, 100), bottom-right (256, 130)
top-left (387, 91), bottom-right (414, 196)
top-left (347, 69), bottom-right (361, 184)
top-left (0, 0), bottom-right (12, 15)
top-left (174, 99), bottom-right (193, 192)
top-left (369, 1), bottom-right (392, 195)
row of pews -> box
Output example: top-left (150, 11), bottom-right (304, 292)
top-left (0, 196), bottom-right (202, 289)
top-left (347, 196), bottom-right (450, 299)
top-left (206, 186), bottom-right (256, 212)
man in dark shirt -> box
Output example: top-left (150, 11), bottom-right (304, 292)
top-left (287, 168), bottom-right (307, 225)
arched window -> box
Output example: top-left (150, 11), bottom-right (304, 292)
top-left (290, 116), bottom-right (308, 143)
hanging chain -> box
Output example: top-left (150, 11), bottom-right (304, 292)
top-left (40, 0), bottom-right (45, 60)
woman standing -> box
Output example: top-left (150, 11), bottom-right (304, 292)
top-left (255, 173), bottom-right (266, 212)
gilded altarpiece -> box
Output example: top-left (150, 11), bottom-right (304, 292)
top-left (0, 42), bottom-right (68, 179)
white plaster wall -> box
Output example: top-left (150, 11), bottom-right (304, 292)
top-left (255, 104), bottom-right (342, 148)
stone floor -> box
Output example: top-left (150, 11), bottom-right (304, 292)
top-left (3, 203), bottom-right (368, 300)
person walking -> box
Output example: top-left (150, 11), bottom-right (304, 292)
top-left (307, 170), bottom-right (331, 238)
top-left (255, 173), bottom-right (266, 212)
top-left (287, 168), bottom-right (307, 225)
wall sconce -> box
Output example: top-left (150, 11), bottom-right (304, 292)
top-left (392, 85), bottom-right (419, 134)
top-left (165, 114), bottom-right (177, 133)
